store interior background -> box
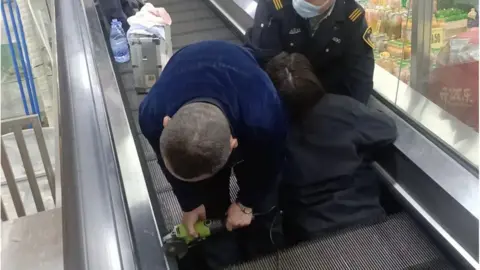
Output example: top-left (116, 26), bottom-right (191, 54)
top-left (360, 0), bottom-right (479, 169)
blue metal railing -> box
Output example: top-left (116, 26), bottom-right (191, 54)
top-left (1, 0), bottom-right (40, 116)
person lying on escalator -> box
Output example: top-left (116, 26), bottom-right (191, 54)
top-left (139, 40), bottom-right (287, 269)
top-left (265, 52), bottom-right (398, 246)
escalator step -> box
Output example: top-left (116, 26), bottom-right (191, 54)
top-left (139, 135), bottom-right (157, 161)
top-left (126, 91), bottom-right (146, 110)
top-left (120, 71), bottom-right (135, 92)
top-left (230, 212), bottom-right (454, 270)
top-left (147, 159), bottom-right (173, 193)
top-left (131, 110), bottom-right (141, 134)
top-left (173, 28), bottom-right (237, 51)
top-left (157, 191), bottom-right (184, 231)
top-left (173, 18), bottom-right (228, 36)
top-left (169, 7), bottom-right (215, 23)
top-left (161, 1), bottom-right (207, 13)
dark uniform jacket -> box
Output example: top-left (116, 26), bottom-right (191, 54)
top-left (139, 40), bottom-right (287, 212)
top-left (246, 0), bottom-right (375, 104)
top-left (281, 94), bottom-right (397, 240)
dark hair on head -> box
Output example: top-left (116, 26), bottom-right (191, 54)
top-left (160, 103), bottom-right (231, 181)
top-left (266, 52), bottom-right (325, 119)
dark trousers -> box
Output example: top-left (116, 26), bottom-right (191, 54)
top-left (98, 0), bottom-right (142, 31)
top-left (178, 165), bottom-right (280, 270)
top-left (279, 173), bottom-right (386, 246)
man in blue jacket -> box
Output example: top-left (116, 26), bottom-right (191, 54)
top-left (139, 40), bottom-right (286, 268)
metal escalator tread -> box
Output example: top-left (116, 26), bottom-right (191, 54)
top-left (126, 90), bottom-right (146, 110)
top-left (151, 0), bottom-right (241, 50)
top-left (174, 19), bottom-right (228, 36)
top-left (151, 168), bottom-right (239, 231)
top-left (230, 212), bottom-right (455, 270)
top-left (157, 191), bottom-right (184, 231)
top-left (173, 28), bottom-right (237, 51)
top-left (160, 1), bottom-right (207, 13)
top-left (139, 135), bottom-right (157, 161)
top-left (147, 159), bottom-right (172, 193)
top-left (131, 110), bottom-right (141, 134)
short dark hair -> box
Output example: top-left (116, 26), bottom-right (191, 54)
top-left (266, 52), bottom-right (325, 118)
top-left (159, 103), bottom-right (231, 180)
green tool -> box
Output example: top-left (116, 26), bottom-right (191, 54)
top-left (162, 219), bottom-right (226, 257)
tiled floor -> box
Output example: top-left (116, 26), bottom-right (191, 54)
top-left (1, 208), bottom-right (62, 270)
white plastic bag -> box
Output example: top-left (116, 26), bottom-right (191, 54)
top-left (127, 3), bottom-right (172, 40)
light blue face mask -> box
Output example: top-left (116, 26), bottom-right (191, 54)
top-left (292, 0), bottom-right (328, 19)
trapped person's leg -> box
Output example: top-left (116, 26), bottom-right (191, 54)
top-left (280, 173), bottom-right (386, 247)
top-left (279, 183), bottom-right (311, 246)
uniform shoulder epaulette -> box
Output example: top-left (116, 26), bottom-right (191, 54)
top-left (270, 0), bottom-right (284, 11)
top-left (348, 7), bottom-right (364, 23)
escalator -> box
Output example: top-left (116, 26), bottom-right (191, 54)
top-left (107, 1), bottom-right (474, 269)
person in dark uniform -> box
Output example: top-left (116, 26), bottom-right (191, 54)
top-left (265, 52), bottom-right (397, 245)
top-left (139, 40), bottom-right (286, 269)
top-left (246, 0), bottom-right (375, 104)
top-left (99, 0), bottom-right (142, 31)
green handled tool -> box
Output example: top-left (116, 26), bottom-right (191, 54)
top-left (162, 219), bottom-right (226, 257)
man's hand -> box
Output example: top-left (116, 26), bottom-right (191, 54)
top-left (182, 204), bottom-right (206, 237)
top-left (226, 203), bottom-right (253, 231)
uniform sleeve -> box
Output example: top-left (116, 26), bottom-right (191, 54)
top-left (344, 17), bottom-right (375, 104)
top-left (233, 88), bottom-right (287, 210)
top-left (355, 107), bottom-right (398, 153)
top-left (138, 102), bottom-right (203, 212)
top-left (244, 0), bottom-right (284, 66)
top-left (234, 122), bottom-right (286, 210)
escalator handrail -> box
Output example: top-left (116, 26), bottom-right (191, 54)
top-left (56, 0), bottom-right (167, 269)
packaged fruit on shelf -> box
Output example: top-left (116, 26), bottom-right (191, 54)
top-left (369, 0), bottom-right (387, 7)
top-left (357, 0), bottom-right (369, 8)
top-left (371, 33), bottom-right (388, 52)
top-left (394, 60), bottom-right (411, 84)
top-left (365, 8), bottom-right (379, 31)
top-left (386, 0), bottom-right (401, 9)
top-left (435, 8), bottom-right (468, 38)
top-left (385, 10), bottom-right (404, 40)
top-left (401, 14), bottom-right (412, 42)
top-left (430, 48), bottom-right (441, 66)
top-left (375, 7), bottom-right (388, 33)
top-left (376, 52), bottom-right (397, 74)
top-left (386, 40), bottom-right (411, 59)
top-left (467, 8), bottom-right (478, 28)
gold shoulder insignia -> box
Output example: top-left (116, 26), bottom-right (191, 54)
top-left (272, 0), bottom-right (283, 10)
top-left (363, 26), bottom-right (374, 49)
top-left (349, 8), bottom-right (363, 22)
